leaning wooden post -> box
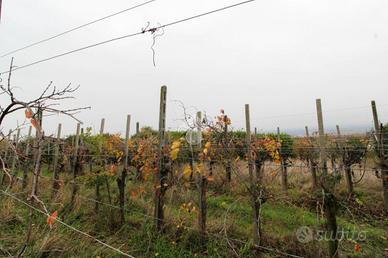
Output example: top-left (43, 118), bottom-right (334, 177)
top-left (136, 122), bottom-right (140, 134)
top-left (277, 127), bottom-right (287, 193)
top-left (197, 111), bottom-right (207, 246)
top-left (118, 114), bottom-right (131, 224)
top-left (155, 85), bottom-right (168, 231)
top-left (22, 126), bottom-right (33, 189)
top-left (316, 99), bottom-right (338, 258)
top-left (245, 104), bottom-right (260, 246)
top-left (70, 123), bottom-right (81, 209)
top-left (95, 118), bottom-right (105, 213)
top-left (371, 100), bottom-right (388, 210)
top-left (51, 123), bottom-right (62, 198)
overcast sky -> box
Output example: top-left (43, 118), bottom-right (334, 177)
top-left (1, 0), bottom-right (387, 137)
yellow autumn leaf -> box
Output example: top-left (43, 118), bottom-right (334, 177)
top-left (171, 140), bottom-right (181, 149)
top-left (183, 165), bottom-right (192, 179)
top-left (195, 163), bottom-right (204, 174)
top-left (205, 141), bottom-right (211, 149)
top-left (170, 148), bottom-right (179, 160)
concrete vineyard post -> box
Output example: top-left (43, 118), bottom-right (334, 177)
top-left (305, 126), bottom-right (310, 137)
top-left (124, 115), bottom-right (131, 170)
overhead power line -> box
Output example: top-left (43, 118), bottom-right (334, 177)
top-left (0, 0), bottom-right (256, 74)
top-left (0, 0), bottom-right (156, 58)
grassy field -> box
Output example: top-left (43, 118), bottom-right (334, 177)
top-left (0, 162), bottom-right (387, 258)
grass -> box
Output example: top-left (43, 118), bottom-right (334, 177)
top-left (0, 164), bottom-right (387, 258)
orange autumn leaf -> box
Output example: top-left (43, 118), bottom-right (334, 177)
top-left (354, 243), bottom-right (362, 252)
top-left (31, 118), bottom-right (39, 129)
top-left (207, 176), bottom-right (214, 182)
top-left (25, 108), bottom-right (33, 119)
top-left (130, 190), bottom-right (138, 199)
top-left (47, 210), bottom-right (58, 225)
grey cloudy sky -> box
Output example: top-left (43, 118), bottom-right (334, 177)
top-left (1, 0), bottom-right (387, 137)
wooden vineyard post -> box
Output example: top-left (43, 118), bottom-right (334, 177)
top-left (155, 85), bottom-right (168, 231)
top-left (197, 111), bottom-right (207, 247)
top-left (245, 104), bottom-right (260, 246)
top-left (136, 122), bottom-right (140, 134)
top-left (277, 127), bottom-right (287, 193)
top-left (10, 128), bottom-right (20, 187)
top-left (254, 127), bottom-right (257, 136)
top-left (95, 118), bottom-right (105, 213)
top-left (371, 100), bottom-right (388, 210)
top-left (70, 123), bottom-right (81, 209)
top-left (22, 126), bottom-right (33, 189)
top-left (51, 123), bottom-right (62, 198)
top-left (118, 114), bottom-right (131, 224)
top-left (316, 99), bottom-right (338, 258)
top-left (316, 99), bottom-right (328, 175)
top-left (305, 126), bottom-right (318, 189)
